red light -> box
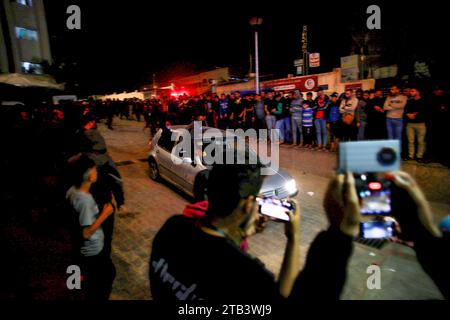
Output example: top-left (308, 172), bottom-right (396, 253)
top-left (368, 182), bottom-right (382, 191)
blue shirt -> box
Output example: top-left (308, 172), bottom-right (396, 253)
top-left (302, 108), bottom-right (314, 127)
top-left (328, 104), bottom-right (341, 123)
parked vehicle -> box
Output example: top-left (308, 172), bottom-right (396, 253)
top-left (148, 125), bottom-right (298, 201)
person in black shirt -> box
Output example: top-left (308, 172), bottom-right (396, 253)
top-left (242, 94), bottom-right (256, 130)
top-left (405, 87), bottom-right (427, 161)
top-left (365, 89), bottom-right (387, 140)
top-left (190, 96), bottom-right (207, 123)
top-left (427, 86), bottom-right (450, 166)
top-left (232, 93), bottom-right (244, 129)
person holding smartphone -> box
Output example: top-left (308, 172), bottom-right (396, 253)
top-left (149, 149), bottom-right (301, 301)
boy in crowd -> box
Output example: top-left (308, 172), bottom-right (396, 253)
top-left (302, 93), bottom-right (315, 148)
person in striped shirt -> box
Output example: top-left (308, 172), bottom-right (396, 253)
top-left (302, 92), bottom-right (315, 148)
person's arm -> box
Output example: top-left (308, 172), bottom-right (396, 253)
top-left (347, 98), bottom-right (358, 112)
top-left (278, 201), bottom-right (301, 298)
top-left (264, 104), bottom-right (269, 116)
top-left (274, 103), bottom-right (282, 115)
top-left (339, 100), bottom-right (346, 113)
top-left (388, 171), bottom-right (448, 299)
top-left (291, 173), bottom-right (360, 301)
top-left (105, 159), bottom-right (126, 208)
top-left (398, 96), bottom-right (407, 110)
top-left (384, 97), bottom-right (392, 111)
top-left (82, 203), bottom-right (114, 240)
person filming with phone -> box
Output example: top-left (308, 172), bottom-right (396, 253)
top-left (149, 149), bottom-right (301, 301)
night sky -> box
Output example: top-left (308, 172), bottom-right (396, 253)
top-left (43, 0), bottom-right (449, 95)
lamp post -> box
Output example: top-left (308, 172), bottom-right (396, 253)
top-left (249, 17), bottom-right (263, 94)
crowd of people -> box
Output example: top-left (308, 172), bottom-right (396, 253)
top-left (101, 84), bottom-right (449, 166)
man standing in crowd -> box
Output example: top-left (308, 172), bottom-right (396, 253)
top-left (218, 93), bottom-right (229, 129)
top-left (384, 85), bottom-right (407, 144)
top-left (339, 89), bottom-right (359, 142)
top-left (191, 96), bottom-right (207, 124)
top-left (281, 93), bottom-right (292, 144)
top-left (366, 89), bottom-right (387, 140)
top-left (314, 88), bottom-right (329, 150)
top-left (273, 94), bottom-right (285, 144)
top-left (290, 91), bottom-right (304, 146)
top-left (254, 94), bottom-right (266, 134)
top-left (326, 92), bottom-right (341, 152)
top-left (242, 94), bottom-right (255, 130)
top-left (428, 86), bottom-right (450, 166)
top-left (231, 92), bottom-right (244, 129)
top-left (405, 87), bottom-right (427, 162)
top-left (264, 92), bottom-right (276, 140)
top-left (356, 91), bottom-right (369, 141)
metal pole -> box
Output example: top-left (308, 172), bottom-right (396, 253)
top-left (255, 30), bottom-right (260, 94)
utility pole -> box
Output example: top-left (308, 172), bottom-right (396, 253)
top-left (250, 17), bottom-right (263, 94)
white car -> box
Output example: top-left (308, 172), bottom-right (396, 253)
top-left (148, 125), bottom-right (298, 201)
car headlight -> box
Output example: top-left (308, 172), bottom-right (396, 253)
top-left (284, 179), bottom-right (297, 195)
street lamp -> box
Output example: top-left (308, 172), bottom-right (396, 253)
top-left (249, 17), bottom-right (263, 94)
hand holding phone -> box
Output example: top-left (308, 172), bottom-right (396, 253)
top-left (257, 197), bottom-right (294, 222)
top-left (257, 197), bottom-right (300, 242)
top-left (338, 141), bottom-right (402, 239)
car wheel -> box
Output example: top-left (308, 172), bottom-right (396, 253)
top-left (148, 158), bottom-right (160, 181)
top-left (193, 172), bottom-right (208, 202)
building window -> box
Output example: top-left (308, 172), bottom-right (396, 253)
top-left (15, 27), bottom-right (38, 40)
top-left (16, 0), bottom-right (33, 6)
top-left (21, 62), bottom-right (43, 74)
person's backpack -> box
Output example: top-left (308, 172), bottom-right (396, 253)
top-left (342, 113), bottom-right (354, 125)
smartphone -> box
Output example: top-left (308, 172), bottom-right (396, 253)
top-left (257, 197), bottom-right (293, 222)
top-left (338, 140), bottom-right (401, 173)
top-left (338, 141), bottom-right (400, 239)
top-left (361, 221), bottom-right (395, 239)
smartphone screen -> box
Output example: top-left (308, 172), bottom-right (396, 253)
top-left (257, 198), bottom-right (292, 222)
top-left (361, 221), bottom-right (395, 239)
top-left (355, 174), bottom-right (392, 216)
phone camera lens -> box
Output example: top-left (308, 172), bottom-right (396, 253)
top-left (377, 147), bottom-right (397, 166)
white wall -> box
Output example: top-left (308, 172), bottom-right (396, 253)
top-left (101, 91), bottom-right (145, 101)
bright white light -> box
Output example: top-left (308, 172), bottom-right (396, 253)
top-left (361, 175), bottom-right (367, 181)
top-left (284, 179), bottom-right (297, 195)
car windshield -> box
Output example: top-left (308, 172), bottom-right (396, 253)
top-left (194, 137), bottom-right (262, 167)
